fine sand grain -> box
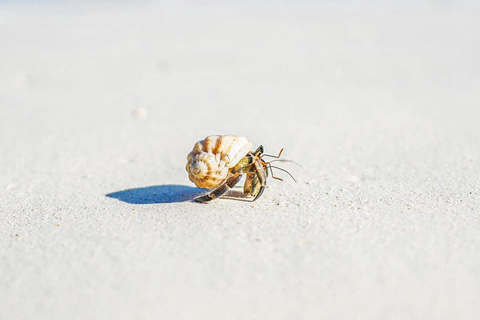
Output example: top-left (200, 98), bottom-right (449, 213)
top-left (1, 1), bottom-right (480, 319)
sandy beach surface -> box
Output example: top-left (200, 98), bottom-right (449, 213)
top-left (1, 1), bottom-right (480, 319)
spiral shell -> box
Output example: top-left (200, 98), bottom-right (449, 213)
top-left (186, 135), bottom-right (253, 189)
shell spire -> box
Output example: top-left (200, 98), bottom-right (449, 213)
top-left (186, 135), bottom-right (252, 189)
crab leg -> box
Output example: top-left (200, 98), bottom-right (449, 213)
top-left (251, 158), bottom-right (267, 201)
top-left (194, 173), bottom-right (242, 203)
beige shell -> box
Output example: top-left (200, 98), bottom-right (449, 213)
top-left (186, 135), bottom-right (253, 189)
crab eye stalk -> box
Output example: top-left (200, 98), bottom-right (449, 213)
top-left (254, 145), bottom-right (264, 157)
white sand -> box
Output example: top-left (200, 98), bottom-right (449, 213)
top-left (1, 1), bottom-right (480, 319)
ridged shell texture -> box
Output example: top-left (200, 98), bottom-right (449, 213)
top-left (186, 135), bottom-right (252, 189)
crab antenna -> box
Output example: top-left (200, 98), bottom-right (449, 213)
top-left (268, 159), bottom-right (303, 168)
top-left (262, 148), bottom-right (284, 159)
top-left (268, 165), bottom-right (284, 181)
top-left (269, 165), bottom-right (297, 183)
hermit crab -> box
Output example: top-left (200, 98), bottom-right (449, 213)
top-left (186, 135), bottom-right (296, 203)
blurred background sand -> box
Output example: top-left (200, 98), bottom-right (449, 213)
top-left (1, 1), bottom-right (480, 319)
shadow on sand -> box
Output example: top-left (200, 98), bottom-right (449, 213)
top-left (106, 185), bottom-right (208, 204)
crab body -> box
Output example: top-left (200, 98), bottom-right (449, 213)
top-left (186, 135), bottom-right (269, 202)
